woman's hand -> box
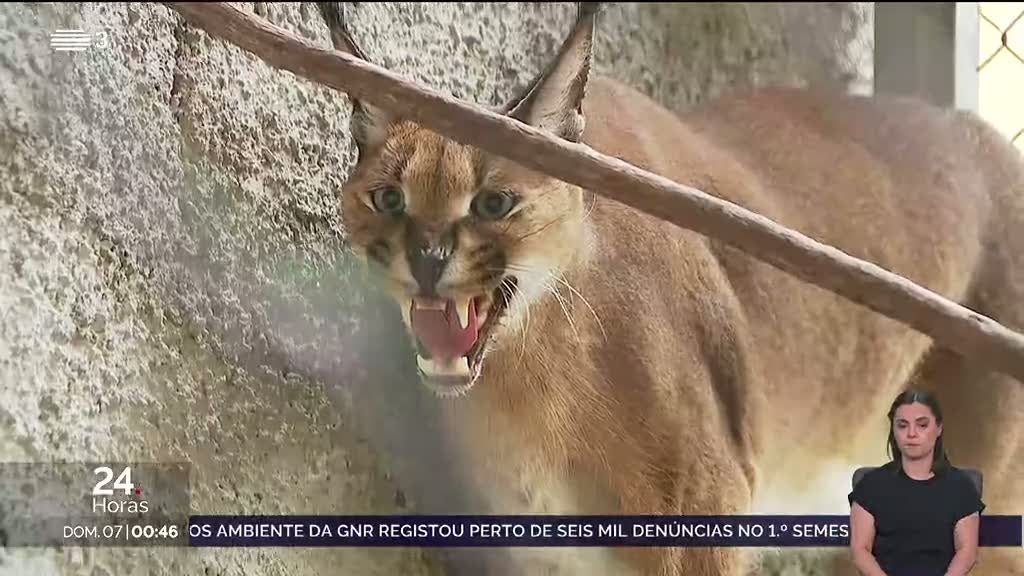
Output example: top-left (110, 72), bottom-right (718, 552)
top-left (849, 503), bottom-right (889, 576)
top-left (943, 512), bottom-right (980, 576)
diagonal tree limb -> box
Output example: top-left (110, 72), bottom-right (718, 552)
top-left (163, 2), bottom-right (1024, 382)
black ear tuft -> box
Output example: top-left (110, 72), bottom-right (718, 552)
top-left (503, 2), bottom-right (600, 143)
top-left (318, 2), bottom-right (394, 154)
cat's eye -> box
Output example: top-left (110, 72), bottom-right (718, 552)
top-left (472, 190), bottom-right (517, 220)
top-left (370, 186), bottom-right (405, 215)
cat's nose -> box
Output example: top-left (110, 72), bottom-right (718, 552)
top-left (406, 224), bottom-right (456, 294)
top-left (408, 247), bottom-right (448, 293)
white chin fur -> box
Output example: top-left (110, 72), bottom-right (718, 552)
top-left (424, 377), bottom-right (477, 399)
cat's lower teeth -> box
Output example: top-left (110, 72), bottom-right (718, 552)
top-left (417, 355), bottom-right (472, 378)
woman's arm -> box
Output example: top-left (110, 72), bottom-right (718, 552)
top-left (944, 512), bottom-right (980, 576)
top-left (849, 502), bottom-right (888, 576)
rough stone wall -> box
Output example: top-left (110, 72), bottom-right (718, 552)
top-left (0, 2), bottom-right (871, 575)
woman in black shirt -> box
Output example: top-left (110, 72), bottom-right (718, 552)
top-left (848, 388), bottom-right (985, 576)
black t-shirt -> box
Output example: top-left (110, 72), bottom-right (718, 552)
top-left (848, 464), bottom-right (985, 576)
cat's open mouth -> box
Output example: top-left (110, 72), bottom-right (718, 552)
top-left (405, 276), bottom-right (518, 397)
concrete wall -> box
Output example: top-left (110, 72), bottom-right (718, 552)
top-left (0, 3), bottom-right (871, 575)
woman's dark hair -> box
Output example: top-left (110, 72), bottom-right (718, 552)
top-left (884, 387), bottom-right (952, 476)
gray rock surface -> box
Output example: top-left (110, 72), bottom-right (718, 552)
top-left (0, 2), bottom-right (871, 574)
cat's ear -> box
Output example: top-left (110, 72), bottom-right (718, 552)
top-left (318, 2), bottom-right (394, 154)
top-left (504, 2), bottom-right (601, 143)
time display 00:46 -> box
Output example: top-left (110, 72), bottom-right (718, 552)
top-left (63, 522), bottom-right (180, 543)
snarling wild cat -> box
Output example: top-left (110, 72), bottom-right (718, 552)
top-left (321, 3), bottom-right (1024, 575)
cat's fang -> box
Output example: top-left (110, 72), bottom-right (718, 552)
top-left (401, 296), bottom-right (413, 327)
top-left (455, 296), bottom-right (471, 330)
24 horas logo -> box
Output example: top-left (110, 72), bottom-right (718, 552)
top-left (91, 465), bottom-right (148, 514)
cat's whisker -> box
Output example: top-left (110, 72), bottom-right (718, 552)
top-left (582, 192), bottom-right (598, 222)
top-left (509, 215), bottom-right (567, 246)
top-left (511, 283), bottom-right (531, 364)
top-left (551, 271), bottom-right (607, 343)
top-left (481, 262), bottom-right (586, 350)
top-left (541, 273), bottom-right (582, 346)
top-left (501, 268), bottom-right (534, 361)
top-left (505, 263), bottom-right (596, 346)
top-left (491, 273), bottom-right (527, 353)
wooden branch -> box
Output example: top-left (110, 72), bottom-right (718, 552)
top-left (164, 2), bottom-right (1024, 382)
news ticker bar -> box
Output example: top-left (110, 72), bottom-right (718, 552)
top-left (4, 515), bottom-right (1021, 548)
top-left (182, 515), bottom-right (1023, 548)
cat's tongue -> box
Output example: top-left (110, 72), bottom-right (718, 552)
top-left (411, 298), bottom-right (478, 360)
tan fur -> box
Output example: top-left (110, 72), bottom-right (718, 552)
top-left (335, 9), bottom-right (1024, 576)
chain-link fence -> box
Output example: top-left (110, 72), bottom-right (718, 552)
top-left (978, 2), bottom-right (1024, 151)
